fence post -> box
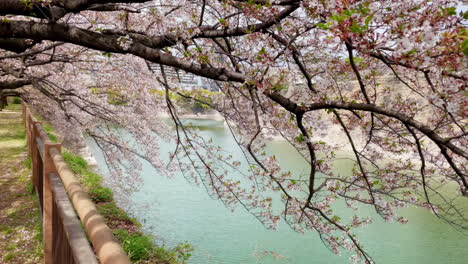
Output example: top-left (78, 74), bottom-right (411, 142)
top-left (31, 121), bottom-right (41, 193)
top-left (22, 105), bottom-right (29, 155)
top-left (25, 108), bottom-right (31, 157)
top-left (22, 103), bottom-right (25, 125)
top-left (43, 142), bottom-right (61, 264)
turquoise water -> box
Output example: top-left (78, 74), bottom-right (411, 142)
top-left (87, 119), bottom-right (468, 264)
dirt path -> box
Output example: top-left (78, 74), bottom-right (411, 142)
top-left (0, 105), bottom-right (43, 264)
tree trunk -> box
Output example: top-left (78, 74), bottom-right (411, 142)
top-left (0, 96), bottom-right (7, 110)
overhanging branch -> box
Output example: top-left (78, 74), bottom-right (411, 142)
top-left (0, 78), bottom-right (32, 90)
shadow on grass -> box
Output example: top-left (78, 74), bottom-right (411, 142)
top-left (0, 171), bottom-right (43, 263)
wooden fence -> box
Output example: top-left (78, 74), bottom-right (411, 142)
top-left (22, 104), bottom-right (131, 264)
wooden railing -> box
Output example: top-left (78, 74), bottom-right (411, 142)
top-left (22, 104), bottom-right (131, 264)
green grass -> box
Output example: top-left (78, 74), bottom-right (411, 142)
top-left (88, 186), bottom-right (113, 202)
top-left (114, 229), bottom-right (193, 264)
top-left (23, 155), bottom-right (32, 169)
top-left (42, 123), bottom-right (58, 143)
top-left (3, 252), bottom-right (16, 262)
top-left (19, 159), bottom-right (35, 194)
top-left (62, 151), bottom-right (88, 172)
top-left (31, 114), bottom-right (58, 143)
top-left (0, 103), bottom-right (43, 263)
top-left (6, 243), bottom-right (18, 251)
top-left (97, 202), bottom-right (132, 222)
top-left (4, 103), bottom-right (22, 111)
top-left (62, 151), bottom-right (113, 202)
top-left (0, 224), bottom-right (14, 235)
top-left (34, 220), bottom-right (43, 242)
top-left (114, 229), bottom-right (154, 261)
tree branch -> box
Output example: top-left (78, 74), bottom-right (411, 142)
top-left (0, 78), bottom-right (32, 89)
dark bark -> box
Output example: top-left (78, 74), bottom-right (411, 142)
top-left (0, 0), bottom-right (147, 20)
top-left (0, 38), bottom-right (35, 53)
top-left (0, 79), bottom-right (32, 90)
top-left (0, 89), bottom-right (21, 110)
top-left (0, 95), bottom-right (7, 110)
top-left (0, 21), bottom-right (247, 82)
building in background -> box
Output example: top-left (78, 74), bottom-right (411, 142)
top-left (148, 63), bottom-right (220, 92)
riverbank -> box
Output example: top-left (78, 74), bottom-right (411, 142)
top-left (0, 104), bottom-right (43, 264)
top-left (62, 151), bottom-right (193, 263)
top-left (33, 106), bottom-right (193, 264)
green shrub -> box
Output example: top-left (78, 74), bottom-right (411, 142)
top-left (82, 172), bottom-right (102, 187)
top-left (88, 186), bottom-right (113, 202)
top-left (12, 97), bottom-right (21, 104)
top-left (62, 151), bottom-right (88, 174)
top-left (113, 229), bottom-right (154, 261)
top-left (155, 243), bottom-right (193, 264)
top-left (98, 202), bottom-right (131, 222)
top-left (48, 133), bottom-right (58, 142)
top-left (113, 229), bottom-right (193, 263)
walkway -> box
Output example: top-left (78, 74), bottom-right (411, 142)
top-left (0, 104), bottom-right (43, 264)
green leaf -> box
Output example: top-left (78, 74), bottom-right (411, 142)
top-left (463, 11), bottom-right (468, 20)
top-left (218, 18), bottom-right (227, 26)
top-left (331, 216), bottom-right (341, 222)
top-left (343, 9), bottom-right (353, 16)
top-left (350, 21), bottom-right (365, 33)
top-left (317, 23), bottom-right (330, 30)
top-left (271, 82), bottom-right (288, 91)
top-left (405, 48), bottom-right (418, 56)
top-left (365, 14), bottom-right (374, 26)
top-left (443, 7), bottom-right (457, 16)
top-left (295, 134), bottom-right (305, 143)
top-left (102, 52), bottom-right (112, 58)
top-left (462, 39), bottom-right (468, 56)
top-left (258, 47), bottom-right (266, 56)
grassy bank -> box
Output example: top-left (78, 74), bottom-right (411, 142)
top-left (36, 108), bottom-right (193, 263)
top-left (0, 103), bottom-right (43, 264)
top-left (62, 151), bottom-right (193, 263)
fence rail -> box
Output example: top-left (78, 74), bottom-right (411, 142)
top-left (22, 103), bottom-right (131, 264)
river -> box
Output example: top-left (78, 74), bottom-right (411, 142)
top-left (86, 118), bottom-right (468, 264)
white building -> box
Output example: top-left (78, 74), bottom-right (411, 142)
top-left (148, 63), bottom-right (219, 92)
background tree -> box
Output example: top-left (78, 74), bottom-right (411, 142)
top-left (1, 0), bottom-right (467, 262)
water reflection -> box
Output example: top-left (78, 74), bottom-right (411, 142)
top-left (87, 119), bottom-right (468, 264)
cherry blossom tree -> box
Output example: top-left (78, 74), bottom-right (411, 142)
top-left (1, 0), bottom-right (467, 262)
